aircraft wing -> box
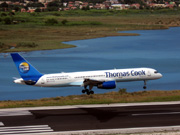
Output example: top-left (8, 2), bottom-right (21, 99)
top-left (70, 78), bottom-right (116, 92)
top-left (69, 79), bottom-right (104, 87)
top-left (69, 81), bottom-right (84, 86)
top-left (83, 79), bottom-right (103, 87)
top-left (83, 79), bottom-right (116, 90)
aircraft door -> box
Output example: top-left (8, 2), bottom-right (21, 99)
top-left (41, 78), bottom-right (45, 84)
top-left (68, 75), bottom-right (73, 81)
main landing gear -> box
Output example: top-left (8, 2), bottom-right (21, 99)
top-left (82, 80), bottom-right (95, 95)
top-left (82, 89), bottom-right (94, 95)
top-left (143, 80), bottom-right (147, 89)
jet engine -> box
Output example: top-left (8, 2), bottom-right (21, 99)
top-left (24, 80), bottom-right (36, 85)
top-left (97, 81), bottom-right (116, 89)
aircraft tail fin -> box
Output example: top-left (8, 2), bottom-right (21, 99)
top-left (11, 53), bottom-right (43, 84)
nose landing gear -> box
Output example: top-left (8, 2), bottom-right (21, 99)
top-left (143, 80), bottom-right (147, 89)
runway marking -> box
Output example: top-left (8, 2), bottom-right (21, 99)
top-left (132, 112), bottom-right (180, 116)
top-left (0, 125), bottom-right (53, 134)
top-left (0, 122), bottom-right (4, 126)
top-left (0, 110), bottom-right (32, 116)
top-left (36, 125), bottom-right (180, 135)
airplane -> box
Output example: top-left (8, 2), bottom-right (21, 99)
top-left (11, 53), bottom-right (163, 95)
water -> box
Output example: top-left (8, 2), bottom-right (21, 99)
top-left (0, 27), bottom-right (180, 100)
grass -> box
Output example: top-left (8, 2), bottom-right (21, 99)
top-left (0, 10), bottom-right (180, 52)
top-left (1, 90), bottom-right (180, 108)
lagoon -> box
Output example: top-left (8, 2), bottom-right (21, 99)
top-left (0, 27), bottom-right (180, 100)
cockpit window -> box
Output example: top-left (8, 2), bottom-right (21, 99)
top-left (154, 70), bottom-right (158, 73)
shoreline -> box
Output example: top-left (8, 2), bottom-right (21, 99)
top-left (1, 15), bottom-right (175, 53)
top-left (1, 10), bottom-right (180, 53)
top-left (5, 33), bottom-right (140, 53)
top-left (2, 26), bottom-right (170, 53)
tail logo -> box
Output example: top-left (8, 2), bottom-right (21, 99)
top-left (19, 62), bottom-right (30, 73)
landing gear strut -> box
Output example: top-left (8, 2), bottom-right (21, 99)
top-left (143, 80), bottom-right (147, 89)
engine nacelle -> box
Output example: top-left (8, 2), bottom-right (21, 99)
top-left (97, 81), bottom-right (116, 89)
top-left (24, 80), bottom-right (36, 85)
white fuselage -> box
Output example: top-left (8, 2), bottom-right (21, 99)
top-left (15, 67), bottom-right (161, 87)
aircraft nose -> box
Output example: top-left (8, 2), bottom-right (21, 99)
top-left (158, 73), bottom-right (163, 78)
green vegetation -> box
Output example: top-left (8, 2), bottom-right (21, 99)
top-left (16, 42), bottom-right (38, 48)
top-left (45, 18), bottom-right (59, 25)
top-left (0, 42), bottom-right (5, 48)
top-left (0, 42), bottom-right (11, 51)
top-left (1, 90), bottom-right (180, 108)
top-left (0, 9), bottom-right (180, 52)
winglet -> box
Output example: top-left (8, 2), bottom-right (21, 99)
top-left (11, 53), bottom-right (43, 83)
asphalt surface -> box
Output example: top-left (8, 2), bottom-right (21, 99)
top-left (1, 103), bottom-right (180, 134)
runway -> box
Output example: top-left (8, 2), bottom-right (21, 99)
top-left (1, 102), bottom-right (180, 134)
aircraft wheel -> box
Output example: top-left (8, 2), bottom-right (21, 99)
top-left (90, 91), bottom-right (94, 94)
top-left (82, 90), bottom-right (86, 93)
top-left (143, 86), bottom-right (147, 89)
top-left (87, 91), bottom-right (90, 95)
top-left (85, 89), bottom-right (89, 92)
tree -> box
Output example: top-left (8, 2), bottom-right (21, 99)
top-left (35, 8), bottom-right (41, 12)
top-left (47, 1), bottom-right (60, 7)
top-left (45, 18), bottom-right (58, 25)
top-left (175, 1), bottom-right (180, 8)
top-left (47, 1), bottom-right (60, 11)
top-left (9, 12), bottom-right (15, 16)
top-left (27, 2), bottom-right (44, 7)
top-left (4, 17), bottom-right (12, 25)
top-left (0, 42), bottom-right (5, 48)
top-left (82, 6), bottom-right (90, 10)
top-left (0, 2), bottom-right (8, 8)
top-left (1, 13), bottom-right (7, 17)
top-left (46, 7), bottom-right (59, 11)
top-left (13, 6), bottom-right (20, 12)
top-left (61, 19), bottom-right (68, 25)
